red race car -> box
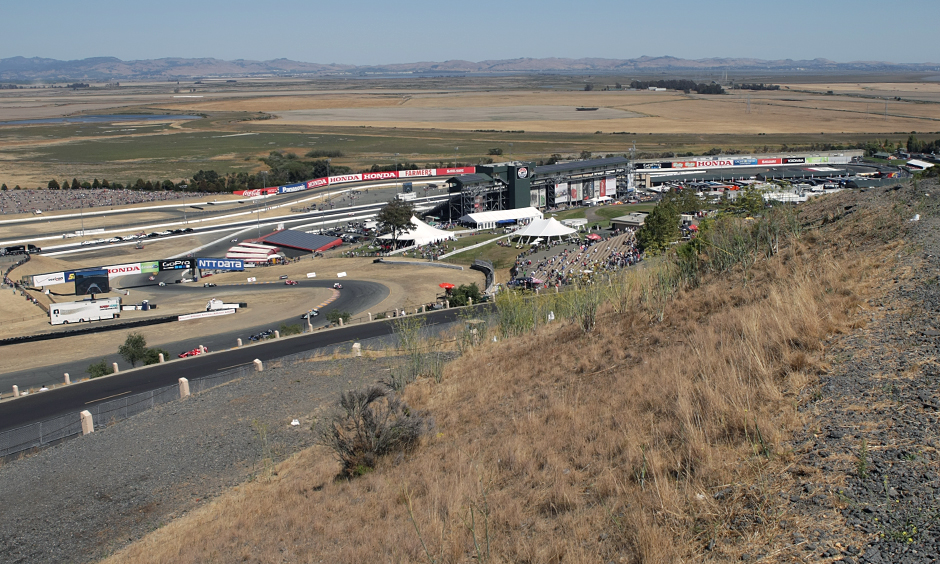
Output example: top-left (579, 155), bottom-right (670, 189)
top-left (333, 283), bottom-right (343, 289)
top-left (178, 346), bottom-right (208, 358)
top-left (284, 279), bottom-right (298, 286)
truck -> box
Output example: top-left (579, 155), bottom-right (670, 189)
top-left (396, 192), bottom-right (417, 201)
top-left (206, 299), bottom-right (242, 311)
top-left (50, 297), bottom-right (122, 325)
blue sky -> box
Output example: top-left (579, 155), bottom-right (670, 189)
top-left (3, 0), bottom-right (938, 64)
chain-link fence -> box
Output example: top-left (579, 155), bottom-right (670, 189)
top-left (0, 363), bottom-right (253, 459)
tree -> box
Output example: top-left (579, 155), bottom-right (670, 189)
top-left (71, 178), bottom-right (80, 190)
top-left (376, 198), bottom-right (415, 248)
top-left (118, 332), bottom-right (149, 367)
top-left (91, 178), bottom-right (100, 189)
top-left (449, 283), bottom-right (481, 307)
top-left (636, 200), bottom-right (680, 254)
top-left (47, 179), bottom-right (60, 190)
top-left (579, 150), bottom-right (592, 160)
top-left (1, 184), bottom-right (7, 191)
top-left (487, 148), bottom-right (503, 156)
top-left (584, 83), bottom-right (594, 91)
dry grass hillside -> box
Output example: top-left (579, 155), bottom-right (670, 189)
top-left (101, 184), bottom-right (914, 563)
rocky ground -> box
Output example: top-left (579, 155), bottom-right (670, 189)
top-left (777, 180), bottom-right (940, 563)
top-left (0, 351), bottom-right (410, 564)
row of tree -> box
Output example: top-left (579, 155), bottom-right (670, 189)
top-left (629, 80), bottom-right (725, 95)
top-left (732, 83), bottom-right (780, 91)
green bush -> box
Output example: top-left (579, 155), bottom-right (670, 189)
top-left (143, 348), bottom-right (170, 366)
top-left (87, 359), bottom-right (114, 379)
top-left (278, 323), bottom-right (303, 336)
top-left (326, 310), bottom-right (351, 324)
top-left (449, 282), bottom-right (482, 307)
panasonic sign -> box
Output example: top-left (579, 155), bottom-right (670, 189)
top-left (197, 258), bottom-right (245, 271)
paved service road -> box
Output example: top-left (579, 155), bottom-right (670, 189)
top-left (0, 306), bottom-right (481, 433)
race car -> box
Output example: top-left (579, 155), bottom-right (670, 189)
top-left (300, 308), bottom-right (319, 319)
top-left (333, 283), bottom-right (343, 289)
top-left (178, 346), bottom-right (208, 358)
top-left (284, 279), bottom-right (298, 286)
top-left (203, 282), bottom-right (217, 287)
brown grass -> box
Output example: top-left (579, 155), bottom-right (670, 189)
top-left (100, 193), bottom-right (903, 563)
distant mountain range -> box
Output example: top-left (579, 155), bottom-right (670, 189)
top-left (1, 55), bottom-right (938, 81)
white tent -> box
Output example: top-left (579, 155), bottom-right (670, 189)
top-left (459, 207), bottom-right (543, 229)
top-left (512, 217), bottom-right (577, 243)
top-left (379, 216), bottom-right (456, 246)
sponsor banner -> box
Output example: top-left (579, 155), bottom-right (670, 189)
top-left (435, 167), bottom-right (475, 176)
top-left (141, 261), bottom-right (159, 274)
top-left (672, 161), bottom-right (698, 169)
top-left (306, 272), bottom-right (316, 278)
top-left (279, 183), bottom-right (307, 194)
top-left (582, 180), bottom-right (594, 200)
top-left (539, 190), bottom-right (546, 208)
top-left (107, 263), bottom-right (143, 279)
top-left (734, 158), bottom-right (758, 166)
top-left (637, 162), bottom-right (662, 170)
top-left (328, 174), bottom-right (363, 184)
top-left (361, 171), bottom-right (399, 181)
top-left (337, 272), bottom-right (347, 278)
top-left (247, 277), bottom-right (257, 282)
top-left (570, 182), bottom-right (582, 202)
top-left (159, 258), bottom-right (195, 271)
top-left (696, 159), bottom-right (735, 168)
top-left (33, 272), bottom-right (66, 286)
top-left (805, 156), bottom-right (829, 164)
top-left (783, 157), bottom-right (805, 164)
top-left (178, 309), bottom-right (235, 322)
top-left (197, 258), bottom-right (244, 271)
top-left (554, 182), bottom-right (569, 203)
top-left (235, 188), bottom-right (278, 197)
top-left (399, 169), bottom-right (435, 178)
top-left (530, 189), bottom-right (540, 207)
top-left (307, 178), bottom-right (329, 189)
top-left (759, 158), bottom-right (782, 165)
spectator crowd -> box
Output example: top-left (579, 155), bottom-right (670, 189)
top-left (0, 189), bottom-right (216, 215)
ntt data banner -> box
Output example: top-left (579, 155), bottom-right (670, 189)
top-left (197, 258), bottom-right (245, 271)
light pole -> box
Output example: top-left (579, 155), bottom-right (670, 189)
top-left (255, 199), bottom-right (261, 239)
top-left (326, 158), bottom-right (331, 207)
top-left (79, 193), bottom-right (85, 235)
top-left (509, 143), bottom-right (513, 162)
top-left (454, 147), bottom-right (458, 168)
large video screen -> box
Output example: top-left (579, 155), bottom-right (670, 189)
top-left (74, 269), bottom-right (110, 295)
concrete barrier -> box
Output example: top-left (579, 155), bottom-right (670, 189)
top-left (112, 362), bottom-right (119, 373)
top-left (80, 410), bottom-right (94, 435)
top-left (12, 385), bottom-right (19, 398)
top-left (158, 353), bottom-right (165, 363)
top-left (253, 359), bottom-right (263, 372)
top-left (64, 373), bottom-right (70, 385)
top-left (338, 318), bottom-right (344, 327)
top-left (368, 312), bottom-right (373, 321)
top-left (179, 377), bottom-right (190, 398)
top-left (237, 338), bottom-right (243, 347)
top-left (274, 330), bottom-right (280, 339)
top-left (352, 342), bottom-right (361, 357)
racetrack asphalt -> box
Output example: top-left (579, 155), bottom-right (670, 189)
top-left (0, 277), bottom-right (390, 391)
top-left (0, 306), bottom-right (480, 433)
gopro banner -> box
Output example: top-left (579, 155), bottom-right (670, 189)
top-left (159, 258), bottom-right (196, 271)
top-left (197, 258), bottom-right (245, 271)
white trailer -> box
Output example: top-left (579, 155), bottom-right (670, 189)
top-left (206, 299), bottom-right (241, 311)
top-left (50, 298), bottom-right (122, 325)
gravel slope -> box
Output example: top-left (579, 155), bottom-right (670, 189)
top-left (0, 353), bottom-right (392, 564)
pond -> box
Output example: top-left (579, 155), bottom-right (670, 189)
top-left (0, 114), bottom-right (201, 125)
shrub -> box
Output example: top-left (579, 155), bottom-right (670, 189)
top-left (278, 323), bottom-right (303, 336)
top-left (143, 348), bottom-right (170, 366)
top-left (87, 359), bottom-right (114, 379)
top-left (118, 332), bottom-right (148, 367)
top-left (319, 386), bottom-right (433, 478)
top-left (326, 310), bottom-right (351, 324)
top-left (449, 282), bottom-right (481, 307)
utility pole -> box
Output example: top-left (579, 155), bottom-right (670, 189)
top-left (326, 158), bottom-right (331, 206)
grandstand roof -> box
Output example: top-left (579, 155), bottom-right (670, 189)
top-left (534, 156), bottom-right (630, 176)
top-left (459, 207), bottom-right (543, 226)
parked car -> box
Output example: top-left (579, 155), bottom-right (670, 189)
top-left (333, 283), bottom-right (343, 289)
top-left (284, 279), bottom-right (298, 286)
